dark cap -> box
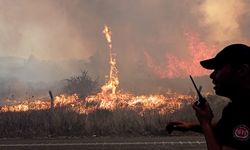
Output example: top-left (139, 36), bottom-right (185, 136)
top-left (200, 44), bottom-right (250, 70)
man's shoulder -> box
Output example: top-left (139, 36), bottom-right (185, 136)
top-left (216, 102), bottom-right (250, 149)
top-left (222, 102), bottom-right (250, 116)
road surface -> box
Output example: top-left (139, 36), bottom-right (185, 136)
top-left (0, 136), bottom-right (206, 150)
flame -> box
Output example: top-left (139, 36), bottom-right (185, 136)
top-left (0, 26), bottom-right (199, 115)
top-left (0, 91), bottom-right (194, 115)
top-left (103, 25), bottom-right (112, 49)
top-left (145, 32), bottom-right (217, 78)
top-left (0, 94), bottom-right (80, 112)
top-left (85, 91), bottom-right (193, 114)
top-left (101, 25), bottom-right (119, 94)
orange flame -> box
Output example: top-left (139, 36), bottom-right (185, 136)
top-left (103, 25), bottom-right (112, 49)
top-left (0, 27), bottom-right (201, 115)
top-left (85, 91), bottom-right (194, 114)
top-left (101, 25), bottom-right (119, 94)
top-left (0, 91), bottom-right (195, 115)
top-left (145, 32), bottom-right (217, 78)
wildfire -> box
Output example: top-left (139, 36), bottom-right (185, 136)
top-left (101, 25), bottom-right (119, 95)
top-left (103, 25), bottom-right (112, 49)
top-left (0, 26), bottom-right (198, 114)
top-left (85, 91), bottom-right (193, 114)
top-left (0, 91), bottom-right (194, 114)
top-left (144, 32), bottom-right (217, 78)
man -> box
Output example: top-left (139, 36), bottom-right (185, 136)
top-left (167, 44), bottom-right (250, 150)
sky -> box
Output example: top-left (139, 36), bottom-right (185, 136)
top-left (0, 0), bottom-right (250, 92)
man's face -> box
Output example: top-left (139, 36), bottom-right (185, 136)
top-left (209, 64), bottom-right (236, 97)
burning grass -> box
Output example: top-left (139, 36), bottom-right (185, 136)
top-left (0, 25), bottom-right (228, 138)
top-left (0, 91), bottom-right (191, 138)
top-left (0, 91), bottom-right (228, 138)
top-left (0, 94), bottom-right (227, 138)
top-left (0, 91), bottom-right (193, 114)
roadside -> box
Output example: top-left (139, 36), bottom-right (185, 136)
top-left (0, 136), bottom-right (206, 150)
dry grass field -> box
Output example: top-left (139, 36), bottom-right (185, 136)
top-left (0, 95), bottom-right (226, 150)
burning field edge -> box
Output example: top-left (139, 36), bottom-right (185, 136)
top-left (0, 25), bottom-right (228, 138)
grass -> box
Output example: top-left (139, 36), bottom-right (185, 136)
top-left (0, 108), bottom-right (168, 138)
top-left (0, 95), bottom-right (228, 138)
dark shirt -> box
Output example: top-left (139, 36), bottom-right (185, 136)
top-left (214, 102), bottom-right (250, 149)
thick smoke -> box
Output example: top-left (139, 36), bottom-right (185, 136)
top-left (198, 0), bottom-right (247, 43)
top-left (0, 0), bottom-right (250, 95)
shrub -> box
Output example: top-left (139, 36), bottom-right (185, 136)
top-left (62, 71), bottom-right (99, 98)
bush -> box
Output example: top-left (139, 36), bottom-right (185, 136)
top-left (62, 71), bottom-right (99, 98)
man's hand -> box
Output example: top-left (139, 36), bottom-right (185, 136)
top-left (166, 121), bottom-right (192, 134)
top-left (192, 101), bottom-right (214, 125)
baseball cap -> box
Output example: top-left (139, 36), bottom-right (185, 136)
top-left (200, 44), bottom-right (250, 70)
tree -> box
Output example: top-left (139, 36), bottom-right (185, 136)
top-left (63, 71), bottom-right (99, 98)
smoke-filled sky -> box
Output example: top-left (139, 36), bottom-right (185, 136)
top-left (0, 0), bottom-right (250, 90)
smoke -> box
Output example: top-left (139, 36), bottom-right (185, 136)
top-left (0, 0), bottom-right (250, 93)
top-left (198, 0), bottom-right (247, 43)
top-left (0, 0), bottom-right (93, 60)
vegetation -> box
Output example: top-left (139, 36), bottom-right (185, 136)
top-left (62, 71), bottom-right (99, 98)
top-left (0, 95), bottom-right (228, 138)
top-left (0, 108), bottom-right (165, 138)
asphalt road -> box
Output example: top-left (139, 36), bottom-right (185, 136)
top-left (0, 136), bottom-right (206, 150)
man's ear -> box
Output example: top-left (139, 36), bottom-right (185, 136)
top-left (237, 64), bottom-right (250, 77)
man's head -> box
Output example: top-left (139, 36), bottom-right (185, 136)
top-left (200, 44), bottom-right (250, 70)
top-left (200, 44), bottom-right (250, 98)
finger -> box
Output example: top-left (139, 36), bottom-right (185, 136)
top-left (168, 121), bottom-right (183, 125)
top-left (166, 125), bottom-right (174, 134)
top-left (167, 129), bottom-right (173, 134)
top-left (192, 103), bottom-right (199, 110)
top-left (166, 122), bottom-right (181, 132)
top-left (192, 101), bottom-right (209, 110)
top-left (166, 124), bottom-right (177, 129)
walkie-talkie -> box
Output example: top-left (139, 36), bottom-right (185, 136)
top-left (189, 75), bottom-right (206, 107)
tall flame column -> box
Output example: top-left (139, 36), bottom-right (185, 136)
top-left (101, 25), bottom-right (119, 95)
